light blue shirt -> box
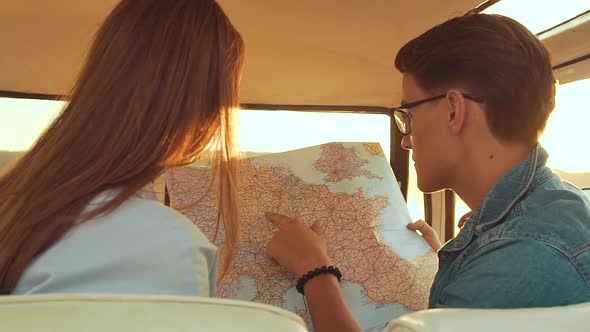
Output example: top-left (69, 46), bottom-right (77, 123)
top-left (13, 190), bottom-right (218, 297)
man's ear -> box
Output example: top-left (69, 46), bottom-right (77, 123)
top-left (446, 89), bottom-right (467, 135)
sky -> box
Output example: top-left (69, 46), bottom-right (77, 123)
top-left (483, 0), bottom-right (590, 34)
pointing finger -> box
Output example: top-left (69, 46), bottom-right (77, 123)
top-left (266, 212), bottom-right (294, 227)
top-left (310, 220), bottom-right (324, 235)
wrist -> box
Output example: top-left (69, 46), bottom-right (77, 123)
top-left (296, 265), bottom-right (342, 295)
top-left (295, 256), bottom-right (333, 277)
top-left (303, 273), bottom-right (340, 295)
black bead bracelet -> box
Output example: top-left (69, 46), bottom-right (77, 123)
top-left (296, 265), bottom-right (342, 295)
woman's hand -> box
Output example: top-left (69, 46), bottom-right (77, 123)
top-left (265, 212), bottom-right (332, 276)
top-left (407, 219), bottom-right (442, 252)
top-left (266, 212), bottom-right (363, 332)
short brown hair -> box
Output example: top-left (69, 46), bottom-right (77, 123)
top-left (395, 14), bottom-right (555, 143)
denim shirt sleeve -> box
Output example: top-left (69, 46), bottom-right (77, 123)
top-left (431, 238), bottom-right (590, 308)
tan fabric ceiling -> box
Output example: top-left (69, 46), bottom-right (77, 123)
top-left (1, 0), bottom-right (484, 107)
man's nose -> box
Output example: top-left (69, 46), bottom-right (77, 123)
top-left (401, 135), bottom-right (412, 150)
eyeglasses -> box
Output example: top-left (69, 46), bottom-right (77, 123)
top-left (392, 93), bottom-right (484, 135)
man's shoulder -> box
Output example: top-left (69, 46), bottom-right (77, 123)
top-left (470, 210), bottom-right (590, 292)
top-left (523, 176), bottom-right (590, 212)
top-left (493, 180), bottom-right (590, 253)
top-left (438, 237), bottom-right (590, 308)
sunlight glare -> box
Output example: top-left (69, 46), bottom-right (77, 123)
top-left (0, 98), bottom-right (64, 151)
top-left (483, 0), bottom-right (590, 34)
top-left (540, 78), bottom-right (590, 172)
top-left (237, 110), bottom-right (391, 160)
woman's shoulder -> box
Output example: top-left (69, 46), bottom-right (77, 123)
top-left (88, 189), bottom-right (211, 243)
top-left (109, 191), bottom-right (195, 224)
top-left (14, 190), bottom-right (218, 296)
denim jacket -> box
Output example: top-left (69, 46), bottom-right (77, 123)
top-left (429, 145), bottom-right (590, 308)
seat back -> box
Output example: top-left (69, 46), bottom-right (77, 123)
top-left (384, 303), bottom-right (590, 332)
top-left (0, 294), bottom-right (308, 332)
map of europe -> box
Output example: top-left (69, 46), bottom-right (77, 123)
top-left (167, 142), bottom-right (438, 331)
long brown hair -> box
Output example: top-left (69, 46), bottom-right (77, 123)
top-left (0, 0), bottom-right (244, 294)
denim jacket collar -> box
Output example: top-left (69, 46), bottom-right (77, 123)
top-left (441, 144), bottom-right (552, 252)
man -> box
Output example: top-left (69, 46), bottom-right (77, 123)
top-left (266, 13), bottom-right (590, 332)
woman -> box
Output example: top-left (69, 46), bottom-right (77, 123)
top-left (0, 0), bottom-right (244, 296)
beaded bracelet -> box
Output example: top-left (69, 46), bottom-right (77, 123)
top-left (296, 265), bottom-right (342, 295)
